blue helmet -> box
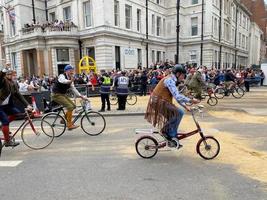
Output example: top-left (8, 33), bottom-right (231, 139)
top-left (64, 65), bottom-right (74, 72)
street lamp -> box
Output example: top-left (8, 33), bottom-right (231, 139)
top-left (32, 0), bottom-right (36, 24)
top-left (146, 0), bottom-right (149, 68)
top-left (200, 0), bottom-right (204, 66)
top-left (176, 0), bottom-right (180, 64)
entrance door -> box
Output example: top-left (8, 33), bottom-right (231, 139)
top-left (115, 46), bottom-right (121, 71)
top-left (57, 64), bottom-right (68, 75)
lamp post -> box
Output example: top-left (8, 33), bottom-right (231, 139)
top-left (45, 0), bottom-right (48, 21)
top-left (200, 0), bottom-right (204, 66)
top-left (176, 0), bottom-right (180, 64)
top-left (32, 0), bottom-right (36, 24)
top-left (218, 0), bottom-right (222, 69)
top-left (146, 0), bottom-right (149, 68)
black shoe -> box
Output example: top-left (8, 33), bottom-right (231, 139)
top-left (98, 109), bottom-right (105, 112)
top-left (4, 140), bottom-right (20, 147)
top-left (107, 108), bottom-right (111, 111)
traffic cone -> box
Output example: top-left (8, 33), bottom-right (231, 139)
top-left (31, 96), bottom-right (41, 118)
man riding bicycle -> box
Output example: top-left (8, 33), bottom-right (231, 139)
top-left (52, 65), bottom-right (87, 130)
top-left (0, 68), bottom-right (33, 147)
top-left (224, 68), bottom-right (237, 95)
top-left (145, 65), bottom-right (199, 149)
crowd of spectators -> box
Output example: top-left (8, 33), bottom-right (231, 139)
top-left (22, 19), bottom-right (77, 33)
top-left (16, 61), bottom-right (265, 95)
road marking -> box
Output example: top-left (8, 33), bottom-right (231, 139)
top-left (0, 161), bottom-right (23, 167)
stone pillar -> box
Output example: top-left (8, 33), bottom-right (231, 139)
top-left (47, 49), bottom-right (53, 76)
top-left (36, 49), bottom-right (45, 76)
top-left (21, 51), bottom-right (29, 77)
top-left (74, 49), bottom-right (80, 74)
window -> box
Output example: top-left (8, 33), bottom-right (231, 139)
top-left (192, 0), bottom-right (198, 4)
top-left (63, 6), bottom-right (71, 21)
top-left (152, 50), bottom-right (155, 63)
top-left (163, 18), bottom-right (166, 36)
top-left (49, 12), bottom-right (56, 22)
top-left (152, 14), bottom-right (155, 35)
top-left (8, 9), bottom-right (16, 36)
top-left (125, 5), bottom-right (132, 29)
top-left (157, 51), bottom-right (161, 62)
top-left (114, 0), bottom-right (120, 26)
top-left (57, 49), bottom-right (69, 62)
top-left (214, 18), bottom-right (218, 36)
top-left (11, 52), bottom-right (17, 71)
top-left (83, 1), bottom-right (92, 27)
top-left (191, 17), bottom-right (198, 36)
top-left (137, 9), bottom-right (141, 32)
top-left (156, 16), bottom-right (161, 36)
top-left (87, 47), bottom-right (95, 60)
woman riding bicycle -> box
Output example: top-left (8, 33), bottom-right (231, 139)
top-left (145, 65), bottom-right (199, 149)
top-left (0, 67), bottom-right (33, 147)
top-left (51, 65), bottom-right (87, 130)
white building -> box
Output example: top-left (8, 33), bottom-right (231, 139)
top-left (1, 0), bottom-right (263, 76)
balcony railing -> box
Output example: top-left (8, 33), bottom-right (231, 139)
top-left (20, 24), bottom-right (78, 36)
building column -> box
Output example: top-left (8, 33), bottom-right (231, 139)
top-left (36, 49), bottom-right (45, 76)
top-left (47, 49), bottom-right (53, 76)
top-left (74, 49), bottom-right (80, 74)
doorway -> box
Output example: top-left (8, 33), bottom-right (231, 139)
top-left (115, 46), bottom-right (121, 71)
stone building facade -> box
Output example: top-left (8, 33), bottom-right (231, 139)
top-left (1, 0), bottom-right (264, 76)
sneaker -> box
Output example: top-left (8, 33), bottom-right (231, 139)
top-left (4, 140), bottom-right (20, 147)
top-left (168, 138), bottom-right (183, 149)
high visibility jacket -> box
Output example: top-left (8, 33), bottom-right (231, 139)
top-left (100, 76), bottom-right (111, 94)
top-left (116, 76), bottom-right (129, 95)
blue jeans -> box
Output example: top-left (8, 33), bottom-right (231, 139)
top-left (0, 103), bottom-right (21, 126)
top-left (166, 108), bottom-right (184, 138)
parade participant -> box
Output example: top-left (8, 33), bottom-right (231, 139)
top-left (115, 71), bottom-right (130, 110)
top-left (99, 71), bottom-right (111, 112)
top-left (188, 68), bottom-right (206, 100)
top-left (145, 65), bottom-right (199, 149)
top-left (52, 65), bottom-right (87, 130)
top-left (224, 68), bottom-right (237, 94)
top-left (0, 68), bottom-right (33, 147)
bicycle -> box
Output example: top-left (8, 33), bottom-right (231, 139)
top-left (110, 92), bottom-right (137, 106)
top-left (179, 85), bottom-right (218, 106)
top-left (135, 105), bottom-right (220, 160)
top-left (42, 99), bottom-right (106, 137)
top-left (214, 82), bottom-right (245, 99)
top-left (0, 109), bottom-right (55, 157)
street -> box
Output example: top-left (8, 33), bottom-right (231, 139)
top-left (0, 101), bottom-right (267, 200)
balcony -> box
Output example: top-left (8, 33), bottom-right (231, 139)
top-left (6, 24), bottom-right (79, 43)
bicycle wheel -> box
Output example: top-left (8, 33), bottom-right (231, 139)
top-left (81, 111), bottom-right (106, 136)
top-left (127, 94), bottom-right (137, 105)
top-left (21, 119), bottom-right (54, 150)
top-left (197, 136), bottom-right (220, 160)
top-left (207, 97), bottom-right (218, 106)
top-left (110, 93), bottom-right (118, 105)
top-left (232, 87), bottom-right (245, 99)
top-left (214, 88), bottom-right (225, 99)
top-left (41, 113), bottom-right (66, 137)
top-left (136, 136), bottom-right (158, 159)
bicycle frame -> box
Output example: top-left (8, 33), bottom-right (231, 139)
top-left (53, 105), bottom-right (92, 125)
top-left (0, 111), bottom-right (36, 143)
top-left (142, 108), bottom-right (204, 149)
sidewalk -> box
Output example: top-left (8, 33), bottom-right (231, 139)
top-left (87, 86), bottom-right (267, 116)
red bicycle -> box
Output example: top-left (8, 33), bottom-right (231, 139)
top-left (0, 109), bottom-right (55, 157)
top-left (135, 105), bottom-right (220, 160)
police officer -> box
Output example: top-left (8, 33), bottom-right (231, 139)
top-left (99, 71), bottom-right (111, 112)
top-left (115, 71), bottom-right (130, 110)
